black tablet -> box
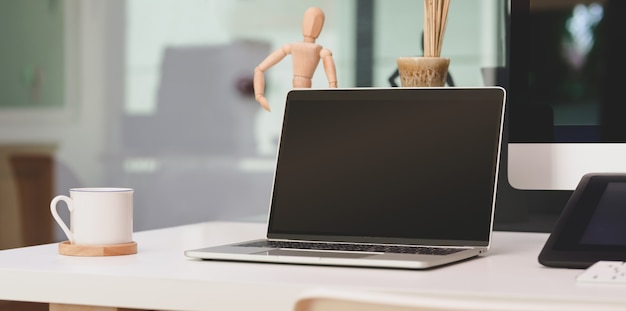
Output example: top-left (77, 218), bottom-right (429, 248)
top-left (538, 173), bottom-right (626, 269)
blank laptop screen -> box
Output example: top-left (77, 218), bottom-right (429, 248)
top-left (267, 88), bottom-right (505, 246)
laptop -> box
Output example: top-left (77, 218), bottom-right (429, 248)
top-left (185, 87), bottom-right (506, 269)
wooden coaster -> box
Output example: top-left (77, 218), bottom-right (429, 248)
top-left (58, 241), bottom-right (137, 256)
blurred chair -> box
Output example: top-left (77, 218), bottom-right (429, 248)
top-left (0, 144), bottom-right (56, 249)
top-left (293, 288), bottom-right (626, 311)
top-left (0, 149), bottom-right (22, 249)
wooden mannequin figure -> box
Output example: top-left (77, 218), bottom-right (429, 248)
top-left (253, 7), bottom-right (338, 112)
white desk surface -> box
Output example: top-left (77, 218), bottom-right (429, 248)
top-left (1, 221), bottom-right (625, 311)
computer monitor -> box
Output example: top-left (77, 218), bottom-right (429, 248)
top-left (499, 0), bottom-right (626, 231)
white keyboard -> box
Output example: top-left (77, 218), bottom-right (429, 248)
top-left (576, 261), bottom-right (626, 285)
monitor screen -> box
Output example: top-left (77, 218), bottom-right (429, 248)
top-left (507, 0), bottom-right (626, 192)
top-left (493, 0), bottom-right (626, 232)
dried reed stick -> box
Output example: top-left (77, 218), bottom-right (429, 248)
top-left (423, 0), bottom-right (450, 57)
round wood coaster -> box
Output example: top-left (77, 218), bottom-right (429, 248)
top-left (58, 241), bottom-right (137, 256)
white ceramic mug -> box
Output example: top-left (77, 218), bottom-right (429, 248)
top-left (50, 187), bottom-right (134, 245)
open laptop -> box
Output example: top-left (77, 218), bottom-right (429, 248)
top-left (185, 87), bottom-right (506, 269)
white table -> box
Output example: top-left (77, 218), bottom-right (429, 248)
top-left (1, 221), bottom-right (625, 311)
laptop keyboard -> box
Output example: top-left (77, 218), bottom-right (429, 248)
top-left (239, 240), bottom-right (464, 255)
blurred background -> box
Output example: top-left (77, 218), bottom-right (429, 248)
top-left (0, 0), bottom-right (504, 250)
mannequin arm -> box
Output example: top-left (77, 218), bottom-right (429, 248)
top-left (320, 48), bottom-right (337, 88)
top-left (254, 44), bottom-right (291, 112)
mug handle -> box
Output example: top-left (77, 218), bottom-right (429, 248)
top-left (50, 195), bottom-right (75, 244)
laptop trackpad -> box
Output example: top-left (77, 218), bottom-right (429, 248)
top-left (262, 249), bottom-right (370, 259)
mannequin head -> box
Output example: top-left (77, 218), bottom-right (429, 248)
top-left (302, 7), bottom-right (325, 42)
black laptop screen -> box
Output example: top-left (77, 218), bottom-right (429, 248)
top-left (267, 88), bottom-right (505, 246)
